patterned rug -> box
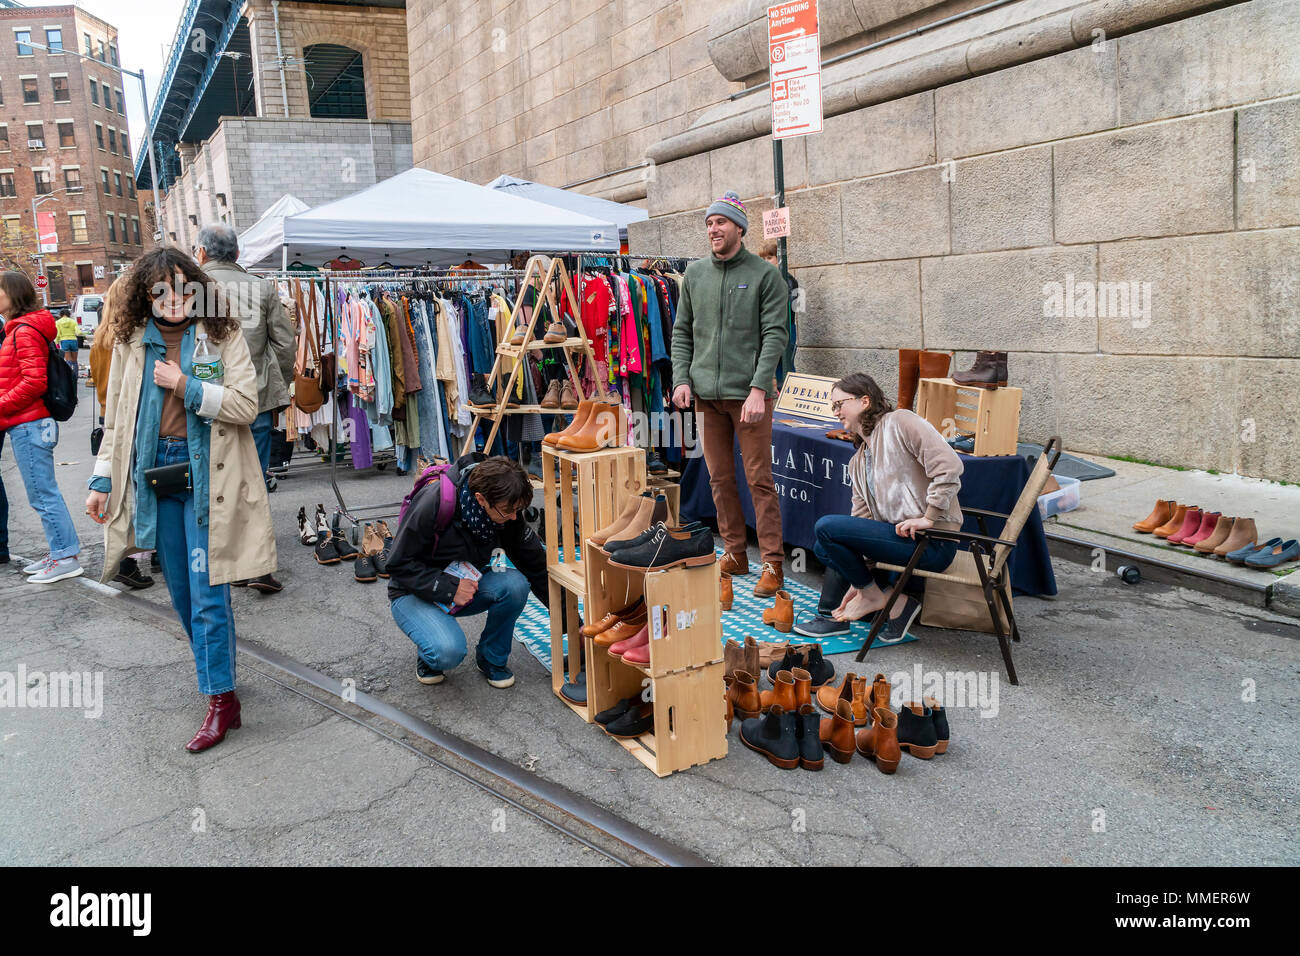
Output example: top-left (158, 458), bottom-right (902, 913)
top-left (511, 550), bottom-right (918, 671)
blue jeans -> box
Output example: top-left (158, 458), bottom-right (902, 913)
top-left (153, 437), bottom-right (237, 695)
top-left (250, 410), bottom-right (273, 477)
top-left (814, 514), bottom-right (957, 591)
top-left (390, 568), bottom-right (531, 671)
top-left (5, 418), bottom-right (80, 560)
top-left (0, 430), bottom-right (9, 556)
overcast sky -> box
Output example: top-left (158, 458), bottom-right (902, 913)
top-left (73, 0), bottom-right (188, 159)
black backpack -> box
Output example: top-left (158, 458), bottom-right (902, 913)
top-left (12, 322), bottom-right (78, 422)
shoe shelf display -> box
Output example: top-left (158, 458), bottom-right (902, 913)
top-left (543, 443), bottom-right (648, 720)
top-left (916, 377), bottom-right (1022, 457)
top-left (461, 256), bottom-right (601, 456)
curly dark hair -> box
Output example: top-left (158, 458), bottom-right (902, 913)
top-left (116, 247), bottom-right (240, 345)
top-left (833, 372), bottom-right (895, 446)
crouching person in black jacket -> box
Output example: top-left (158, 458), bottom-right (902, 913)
top-left (387, 454), bottom-right (546, 689)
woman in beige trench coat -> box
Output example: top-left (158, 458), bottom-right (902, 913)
top-left (85, 247), bottom-right (276, 752)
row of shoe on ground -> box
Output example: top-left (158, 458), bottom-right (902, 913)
top-left (302, 504), bottom-right (395, 582)
top-left (1133, 500), bottom-right (1298, 568)
top-left (723, 638), bottom-right (948, 773)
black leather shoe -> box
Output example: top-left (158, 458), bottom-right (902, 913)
top-left (334, 535), bottom-right (359, 561)
top-left (605, 701), bottom-right (654, 738)
top-left (113, 557), bottom-right (154, 590)
top-left (231, 579), bottom-right (249, 587)
top-left (247, 573), bottom-right (283, 594)
top-left (739, 707), bottom-right (799, 769)
top-left (796, 705), bottom-right (824, 770)
top-left (607, 519), bottom-right (704, 554)
top-left (608, 524), bottom-right (715, 571)
top-left (314, 533), bottom-right (342, 565)
top-left (802, 645), bottom-right (835, 687)
top-left (354, 554), bottom-right (378, 582)
top-left (594, 693), bottom-right (641, 725)
top-left (897, 700), bottom-right (939, 759)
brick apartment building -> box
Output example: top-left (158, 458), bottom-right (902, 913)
top-left (0, 4), bottom-right (144, 306)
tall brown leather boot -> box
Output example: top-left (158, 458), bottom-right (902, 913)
top-left (1133, 499), bottom-right (1176, 533)
top-left (543, 400), bottom-right (593, 447)
top-left (818, 698), bottom-right (856, 764)
top-left (761, 669), bottom-right (797, 714)
top-left (918, 350), bottom-right (952, 385)
top-left (1214, 517), bottom-right (1257, 557)
top-left (855, 706), bottom-right (901, 774)
top-left (1195, 515), bottom-right (1236, 554)
top-left (897, 348), bottom-right (921, 410)
top-left (1152, 503), bottom-right (1190, 539)
top-left (729, 669), bottom-right (761, 720)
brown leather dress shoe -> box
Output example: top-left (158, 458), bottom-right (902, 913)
top-left (719, 551), bottom-right (750, 576)
top-left (593, 613), bottom-right (648, 646)
top-left (762, 589), bottom-right (793, 632)
top-left (186, 691), bottom-right (241, 753)
top-left (1133, 498), bottom-right (1176, 533)
top-left (753, 561), bottom-right (784, 598)
top-left (1152, 503), bottom-right (1190, 538)
top-left (543, 321), bottom-right (567, 344)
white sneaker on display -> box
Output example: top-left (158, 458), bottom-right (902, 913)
top-left (27, 557), bottom-right (84, 585)
top-left (22, 555), bottom-right (53, 575)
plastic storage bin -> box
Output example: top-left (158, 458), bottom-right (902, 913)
top-left (1038, 474), bottom-right (1081, 519)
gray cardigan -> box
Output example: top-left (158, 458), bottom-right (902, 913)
top-left (848, 409), bottom-right (964, 529)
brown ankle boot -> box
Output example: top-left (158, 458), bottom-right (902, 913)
top-left (1195, 515), bottom-right (1236, 554)
top-left (753, 561), bottom-right (784, 598)
top-left (556, 402), bottom-right (618, 451)
top-left (760, 669), bottom-right (797, 714)
top-left (1214, 517), bottom-right (1257, 557)
top-left (720, 572), bottom-right (734, 611)
top-left (1152, 503), bottom-right (1189, 538)
top-left (720, 551), bottom-right (750, 576)
top-left (725, 677), bottom-right (735, 732)
top-left (723, 635), bottom-right (759, 680)
top-left (791, 667), bottom-right (813, 711)
top-left (855, 706), bottom-right (901, 773)
top-left (559, 380), bottom-right (578, 408)
top-left (952, 350), bottom-right (1007, 389)
top-left (819, 698), bottom-right (856, 764)
top-left (543, 400), bottom-right (593, 446)
top-left (815, 671), bottom-right (868, 726)
top-left (539, 379), bottom-right (562, 409)
top-left (870, 672), bottom-right (891, 716)
top-left (729, 670), bottom-right (761, 720)
top-left (1133, 498), bottom-right (1175, 533)
top-left (762, 589), bottom-right (793, 632)
top-left (590, 493), bottom-right (645, 546)
top-left (185, 691), bottom-right (242, 753)
top-left (897, 348), bottom-right (921, 410)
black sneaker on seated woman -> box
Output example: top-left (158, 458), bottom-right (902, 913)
top-left (871, 595), bottom-right (922, 645)
top-left (113, 556), bottom-right (154, 590)
top-left (416, 656), bottom-right (444, 685)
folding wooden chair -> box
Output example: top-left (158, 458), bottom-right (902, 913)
top-left (854, 437), bottom-right (1061, 685)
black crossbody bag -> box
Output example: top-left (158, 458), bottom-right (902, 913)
top-left (143, 461), bottom-right (191, 497)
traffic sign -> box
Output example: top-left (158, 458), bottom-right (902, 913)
top-left (767, 0), bottom-right (822, 140)
top-left (35, 274), bottom-right (48, 290)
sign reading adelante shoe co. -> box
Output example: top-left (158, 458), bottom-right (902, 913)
top-left (775, 372), bottom-right (838, 421)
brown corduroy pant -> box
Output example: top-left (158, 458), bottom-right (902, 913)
top-left (695, 397), bottom-right (784, 566)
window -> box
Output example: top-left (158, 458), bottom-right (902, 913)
top-left (26, 123), bottom-right (44, 149)
top-left (58, 121), bottom-right (74, 148)
top-left (106, 214), bottom-right (116, 242)
top-left (95, 123), bottom-right (104, 149)
top-left (96, 40), bottom-right (105, 61)
top-left (0, 79), bottom-right (4, 105)
top-left (0, 173), bottom-right (14, 198)
top-left (83, 33), bottom-right (92, 56)
top-left (108, 43), bottom-right (117, 66)
top-left (303, 44), bottom-right (368, 119)
top-left (22, 78), bottom-right (38, 104)
top-left (119, 214), bottom-right (127, 240)
top-left (46, 28), bottom-right (63, 53)
top-left (101, 168), bottom-right (110, 194)
top-left (131, 218), bottom-right (140, 244)
top-left (114, 89), bottom-right (124, 115)
top-left (15, 31), bottom-right (32, 56)
top-left (70, 214), bottom-right (88, 244)
top-left (89, 78), bottom-right (98, 105)
top-left (113, 172), bottom-right (121, 196)
top-left (102, 81), bottom-right (111, 105)
top-left (108, 128), bottom-right (117, 154)
top-left (52, 76), bottom-right (69, 102)
top-left (0, 126), bottom-right (8, 151)
top-left (64, 167), bottom-right (80, 192)
top-left (126, 177), bottom-right (135, 199)
top-left (3, 218), bottom-right (21, 244)
top-left (34, 169), bottom-right (51, 194)
top-left (121, 131), bottom-right (130, 156)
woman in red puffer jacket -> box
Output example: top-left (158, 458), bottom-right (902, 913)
top-left (0, 270), bottom-right (83, 583)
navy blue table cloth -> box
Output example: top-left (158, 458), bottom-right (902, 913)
top-left (679, 414), bottom-right (1057, 597)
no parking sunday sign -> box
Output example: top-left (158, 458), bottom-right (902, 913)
top-left (768, 0), bottom-right (822, 139)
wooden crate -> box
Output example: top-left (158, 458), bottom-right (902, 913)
top-left (589, 659), bottom-right (728, 777)
top-left (916, 377), bottom-right (1023, 457)
top-left (548, 576), bottom-right (590, 721)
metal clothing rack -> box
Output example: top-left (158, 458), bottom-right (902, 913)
top-left (256, 267), bottom-right (526, 539)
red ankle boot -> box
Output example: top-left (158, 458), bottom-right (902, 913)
top-left (186, 690), bottom-right (242, 752)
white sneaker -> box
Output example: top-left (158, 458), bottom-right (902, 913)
top-left (23, 555), bottom-right (52, 575)
top-left (27, 557), bottom-right (84, 584)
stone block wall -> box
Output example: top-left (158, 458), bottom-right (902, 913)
top-left (628, 0), bottom-right (1300, 480)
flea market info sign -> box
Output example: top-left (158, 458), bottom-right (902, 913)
top-left (768, 0), bottom-right (823, 139)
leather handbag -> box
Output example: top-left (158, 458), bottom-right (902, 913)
top-left (143, 462), bottom-right (191, 497)
top-left (292, 282), bottom-right (325, 414)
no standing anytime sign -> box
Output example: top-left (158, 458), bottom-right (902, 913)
top-left (768, 0), bottom-right (822, 139)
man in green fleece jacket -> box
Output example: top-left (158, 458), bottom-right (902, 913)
top-left (671, 191), bottom-right (789, 597)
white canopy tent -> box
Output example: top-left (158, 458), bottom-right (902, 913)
top-left (236, 194), bottom-right (310, 269)
top-left (485, 174), bottom-right (647, 246)
top-left (274, 168), bottom-right (619, 267)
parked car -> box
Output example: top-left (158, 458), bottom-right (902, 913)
top-left (71, 294), bottom-right (104, 346)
